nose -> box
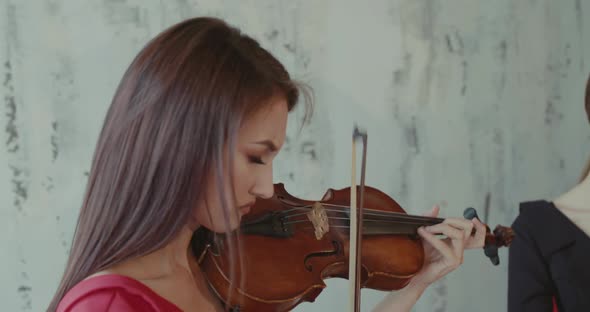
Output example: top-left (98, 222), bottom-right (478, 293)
top-left (251, 165), bottom-right (274, 199)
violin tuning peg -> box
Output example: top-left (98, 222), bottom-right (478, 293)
top-left (484, 245), bottom-right (500, 266)
top-left (463, 207), bottom-right (500, 265)
top-left (463, 207), bottom-right (480, 220)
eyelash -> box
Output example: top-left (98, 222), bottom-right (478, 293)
top-left (248, 155), bottom-right (265, 165)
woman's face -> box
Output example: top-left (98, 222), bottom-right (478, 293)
top-left (194, 96), bottom-right (289, 232)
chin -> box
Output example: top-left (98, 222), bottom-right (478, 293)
top-left (203, 218), bottom-right (241, 234)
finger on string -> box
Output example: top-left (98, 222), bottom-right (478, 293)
top-left (423, 223), bottom-right (464, 241)
top-left (468, 218), bottom-right (487, 248)
top-left (441, 218), bottom-right (474, 244)
top-left (424, 223), bottom-right (466, 260)
top-left (418, 226), bottom-right (454, 260)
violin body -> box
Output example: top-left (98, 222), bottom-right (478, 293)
top-left (193, 183), bottom-right (432, 311)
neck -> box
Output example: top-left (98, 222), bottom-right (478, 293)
top-left (581, 170), bottom-right (590, 187)
top-left (553, 173), bottom-right (590, 212)
top-left (108, 225), bottom-right (196, 280)
top-left (161, 225), bottom-right (195, 272)
top-left (327, 208), bottom-right (444, 236)
top-left (91, 224), bottom-right (197, 286)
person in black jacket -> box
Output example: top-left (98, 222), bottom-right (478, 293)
top-left (507, 74), bottom-right (590, 312)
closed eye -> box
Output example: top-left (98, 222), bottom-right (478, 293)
top-left (248, 155), bottom-right (265, 165)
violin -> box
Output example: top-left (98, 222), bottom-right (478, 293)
top-left (191, 127), bottom-right (514, 312)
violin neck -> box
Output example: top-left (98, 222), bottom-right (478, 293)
top-left (355, 214), bottom-right (442, 236)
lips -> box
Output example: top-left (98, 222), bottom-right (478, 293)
top-left (239, 201), bottom-right (255, 215)
top-left (239, 205), bottom-right (251, 215)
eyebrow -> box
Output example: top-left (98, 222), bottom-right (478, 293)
top-left (253, 139), bottom-right (278, 152)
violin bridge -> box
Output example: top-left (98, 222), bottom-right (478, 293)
top-left (307, 202), bottom-right (330, 240)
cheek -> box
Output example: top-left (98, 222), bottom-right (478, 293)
top-left (192, 177), bottom-right (241, 232)
top-left (191, 154), bottom-right (256, 232)
top-left (233, 155), bottom-right (255, 194)
top-left (193, 199), bottom-right (241, 233)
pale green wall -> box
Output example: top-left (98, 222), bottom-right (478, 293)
top-left (1, 1), bottom-right (589, 311)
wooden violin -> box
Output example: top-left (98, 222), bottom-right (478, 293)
top-left (191, 127), bottom-right (514, 312)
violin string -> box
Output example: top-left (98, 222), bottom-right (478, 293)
top-left (282, 210), bottom-right (365, 219)
top-left (280, 203), bottom-right (440, 220)
top-left (321, 203), bottom-right (442, 220)
top-left (282, 213), bottom-right (441, 226)
top-left (283, 217), bottom-right (438, 226)
top-left (293, 225), bottom-right (427, 236)
top-left (303, 225), bottom-right (415, 230)
top-left (278, 205), bottom-right (443, 223)
top-left (281, 209), bottom-right (435, 222)
top-left (283, 209), bottom-right (412, 218)
top-left (282, 203), bottom-right (412, 215)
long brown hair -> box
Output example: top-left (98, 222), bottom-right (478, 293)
top-left (580, 73), bottom-right (590, 183)
top-left (48, 17), bottom-right (312, 311)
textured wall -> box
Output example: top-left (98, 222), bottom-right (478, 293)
top-left (1, 1), bottom-right (589, 311)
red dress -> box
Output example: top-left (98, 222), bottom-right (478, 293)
top-left (57, 274), bottom-right (182, 312)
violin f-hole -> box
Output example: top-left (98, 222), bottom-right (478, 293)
top-left (303, 240), bottom-right (341, 272)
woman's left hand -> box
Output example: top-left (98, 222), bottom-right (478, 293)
top-left (372, 205), bottom-right (487, 312)
top-left (411, 205), bottom-right (487, 288)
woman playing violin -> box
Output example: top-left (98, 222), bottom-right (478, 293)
top-left (48, 17), bottom-right (487, 312)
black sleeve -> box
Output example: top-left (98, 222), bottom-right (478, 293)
top-left (507, 215), bottom-right (555, 312)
